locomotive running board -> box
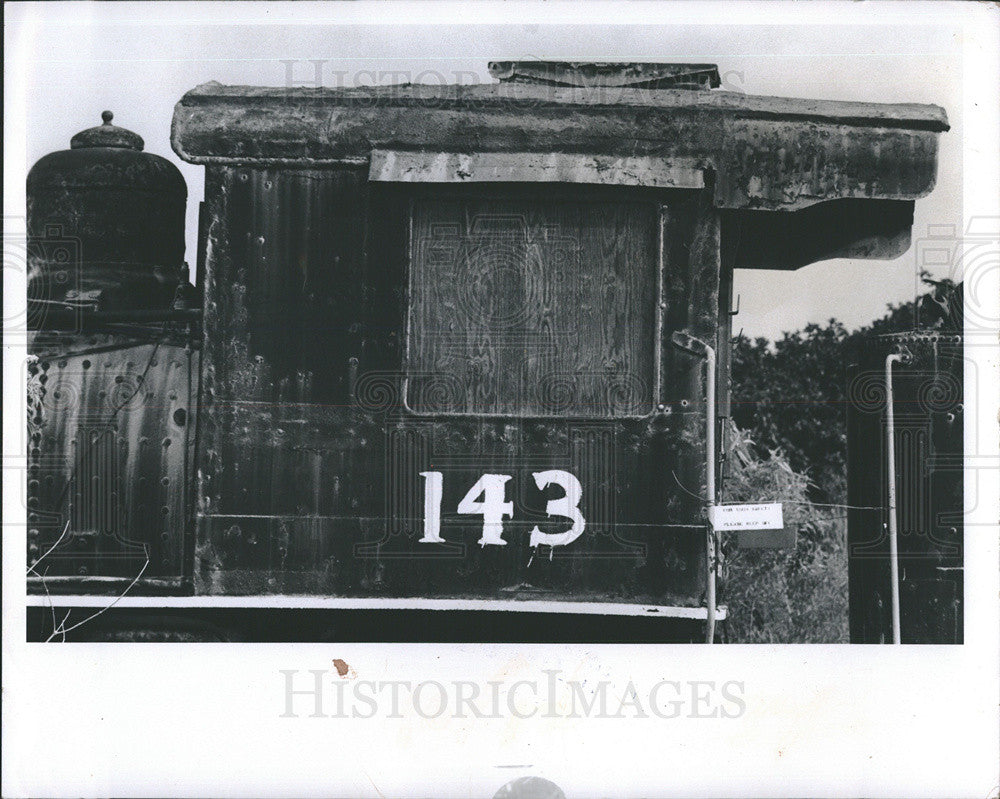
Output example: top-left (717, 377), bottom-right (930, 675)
top-left (24, 594), bottom-right (726, 620)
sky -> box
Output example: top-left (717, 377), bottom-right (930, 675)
top-left (8, 3), bottom-right (964, 340)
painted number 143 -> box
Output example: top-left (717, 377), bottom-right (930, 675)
top-left (418, 470), bottom-right (586, 548)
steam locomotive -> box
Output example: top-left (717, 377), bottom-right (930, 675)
top-left (25, 62), bottom-right (957, 642)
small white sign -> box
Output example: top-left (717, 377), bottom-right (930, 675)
top-left (709, 502), bottom-right (784, 531)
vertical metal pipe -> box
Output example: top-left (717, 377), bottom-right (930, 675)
top-left (885, 352), bottom-right (904, 645)
top-left (671, 331), bottom-right (717, 643)
top-left (704, 345), bottom-right (717, 644)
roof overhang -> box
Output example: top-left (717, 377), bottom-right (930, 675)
top-left (172, 81), bottom-right (948, 212)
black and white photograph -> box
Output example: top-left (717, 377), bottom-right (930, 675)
top-left (4, 2), bottom-right (998, 796)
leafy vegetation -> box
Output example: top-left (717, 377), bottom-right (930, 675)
top-left (721, 277), bottom-right (958, 643)
top-left (720, 424), bottom-right (849, 643)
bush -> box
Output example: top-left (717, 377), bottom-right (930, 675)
top-left (721, 277), bottom-right (959, 641)
top-left (720, 425), bottom-right (848, 643)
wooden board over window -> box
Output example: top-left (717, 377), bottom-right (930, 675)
top-left (407, 196), bottom-right (658, 417)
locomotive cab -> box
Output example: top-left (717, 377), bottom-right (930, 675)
top-left (27, 62), bottom-right (949, 641)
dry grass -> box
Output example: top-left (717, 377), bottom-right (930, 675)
top-left (720, 424), bottom-right (849, 644)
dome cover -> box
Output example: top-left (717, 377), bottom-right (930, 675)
top-left (27, 111), bottom-right (187, 314)
top-left (70, 110), bottom-right (145, 150)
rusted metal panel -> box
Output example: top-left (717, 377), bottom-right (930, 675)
top-left (487, 61), bottom-right (721, 90)
top-left (715, 116), bottom-right (942, 210)
top-left (26, 327), bottom-right (196, 591)
top-left (196, 169), bottom-right (721, 606)
top-left (172, 82), bottom-right (946, 211)
top-left (174, 82), bottom-right (949, 130)
top-left (369, 150), bottom-right (705, 189)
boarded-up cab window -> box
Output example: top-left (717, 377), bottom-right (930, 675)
top-left (407, 196), bottom-right (657, 417)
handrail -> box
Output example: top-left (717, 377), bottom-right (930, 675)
top-left (672, 331), bottom-right (718, 644)
top-left (29, 306), bottom-right (202, 331)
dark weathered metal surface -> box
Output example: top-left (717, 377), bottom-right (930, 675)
top-left (368, 150), bottom-right (706, 189)
top-left (172, 81), bottom-right (946, 211)
top-left (487, 61), bottom-right (720, 90)
top-left (28, 113), bottom-right (187, 312)
top-left (26, 605), bottom-right (711, 642)
top-left (723, 199), bottom-right (916, 270)
top-left (847, 332), bottom-right (963, 643)
top-left (26, 326), bottom-right (197, 591)
top-left (194, 167), bottom-right (723, 604)
top-left (70, 110), bottom-right (145, 151)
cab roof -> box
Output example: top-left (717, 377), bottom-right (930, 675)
top-left (172, 78), bottom-right (948, 211)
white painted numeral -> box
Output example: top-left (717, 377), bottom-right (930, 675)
top-left (528, 470), bottom-right (586, 548)
top-left (418, 470), bottom-right (586, 548)
top-left (418, 471), bottom-right (444, 543)
top-left (457, 474), bottom-right (514, 547)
